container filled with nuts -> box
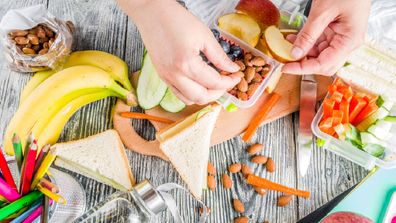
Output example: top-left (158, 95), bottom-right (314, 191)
top-left (211, 29), bottom-right (281, 109)
top-left (0, 5), bottom-right (74, 72)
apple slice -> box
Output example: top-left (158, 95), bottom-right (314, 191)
top-left (280, 29), bottom-right (298, 38)
top-left (218, 13), bottom-right (261, 47)
top-left (264, 25), bottom-right (301, 62)
top-left (256, 36), bottom-right (273, 58)
top-left (235, 0), bottom-right (280, 29)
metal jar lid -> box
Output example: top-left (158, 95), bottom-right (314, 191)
top-left (134, 180), bottom-right (167, 215)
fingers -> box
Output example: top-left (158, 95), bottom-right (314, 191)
top-left (169, 75), bottom-right (225, 105)
top-left (291, 10), bottom-right (335, 59)
top-left (282, 36), bottom-right (349, 76)
top-left (167, 85), bottom-right (194, 105)
top-left (190, 57), bottom-right (241, 90)
top-left (202, 33), bottom-right (240, 73)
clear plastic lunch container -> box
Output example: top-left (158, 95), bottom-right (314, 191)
top-left (210, 0), bottom-right (307, 109)
top-left (311, 74), bottom-right (396, 170)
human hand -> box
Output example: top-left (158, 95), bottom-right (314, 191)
top-left (118, 0), bottom-right (240, 105)
top-left (282, 0), bottom-right (371, 76)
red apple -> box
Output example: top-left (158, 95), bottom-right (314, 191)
top-left (235, 0), bottom-right (280, 29)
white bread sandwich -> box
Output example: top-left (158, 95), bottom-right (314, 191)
top-left (54, 130), bottom-right (135, 191)
top-left (156, 104), bottom-right (221, 199)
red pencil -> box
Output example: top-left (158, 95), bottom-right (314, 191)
top-left (19, 141), bottom-right (37, 195)
top-left (0, 147), bottom-right (17, 191)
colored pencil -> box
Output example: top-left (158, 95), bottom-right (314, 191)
top-left (40, 196), bottom-right (49, 223)
top-left (0, 191), bottom-right (43, 221)
top-left (21, 204), bottom-right (42, 223)
top-left (23, 133), bottom-right (34, 156)
top-left (37, 184), bottom-right (66, 204)
top-left (19, 142), bottom-right (37, 195)
top-left (0, 147), bottom-right (17, 191)
top-left (30, 147), bottom-right (57, 190)
top-left (38, 178), bottom-right (59, 193)
top-left (12, 134), bottom-right (23, 172)
top-left (9, 199), bottom-right (42, 223)
top-left (0, 194), bottom-right (8, 203)
top-left (33, 145), bottom-right (50, 174)
top-left (0, 173), bottom-right (20, 202)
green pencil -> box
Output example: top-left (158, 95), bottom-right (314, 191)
top-left (12, 133), bottom-right (23, 172)
top-left (0, 190), bottom-right (43, 221)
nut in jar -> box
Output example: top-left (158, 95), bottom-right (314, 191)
top-left (0, 5), bottom-right (74, 72)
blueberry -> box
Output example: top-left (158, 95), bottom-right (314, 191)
top-left (227, 53), bottom-right (236, 61)
top-left (211, 29), bottom-right (220, 40)
top-left (230, 45), bottom-right (242, 57)
top-left (220, 40), bottom-right (230, 54)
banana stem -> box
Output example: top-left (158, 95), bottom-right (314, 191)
top-left (111, 81), bottom-right (138, 106)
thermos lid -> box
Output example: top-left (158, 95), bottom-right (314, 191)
top-left (134, 180), bottom-right (167, 215)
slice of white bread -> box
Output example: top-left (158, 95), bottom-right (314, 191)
top-left (156, 104), bottom-right (221, 200)
top-left (54, 130), bottom-right (135, 191)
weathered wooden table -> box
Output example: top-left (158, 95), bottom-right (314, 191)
top-left (0, 0), bottom-right (368, 222)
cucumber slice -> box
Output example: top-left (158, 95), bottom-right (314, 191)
top-left (363, 144), bottom-right (385, 158)
top-left (367, 120), bottom-right (392, 140)
top-left (160, 89), bottom-right (186, 113)
top-left (377, 95), bottom-right (394, 111)
top-left (356, 107), bottom-right (389, 131)
top-left (361, 132), bottom-right (383, 146)
top-left (137, 54), bottom-right (168, 109)
top-left (384, 116), bottom-right (396, 122)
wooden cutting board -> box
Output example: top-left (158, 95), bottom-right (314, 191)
top-left (113, 74), bottom-right (333, 160)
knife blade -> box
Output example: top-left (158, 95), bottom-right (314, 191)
top-left (298, 75), bottom-right (317, 177)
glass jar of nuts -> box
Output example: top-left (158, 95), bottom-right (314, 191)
top-left (0, 6), bottom-right (74, 73)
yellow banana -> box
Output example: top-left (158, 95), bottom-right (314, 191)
top-left (20, 70), bottom-right (56, 104)
top-left (63, 50), bottom-right (132, 91)
top-left (36, 90), bottom-right (117, 149)
top-left (5, 65), bottom-right (136, 155)
top-left (20, 50), bottom-right (133, 104)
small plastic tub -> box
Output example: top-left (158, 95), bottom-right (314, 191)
top-left (211, 0), bottom-right (306, 109)
top-left (311, 76), bottom-right (396, 169)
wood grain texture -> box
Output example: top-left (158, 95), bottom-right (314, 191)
top-left (0, 1), bottom-right (368, 223)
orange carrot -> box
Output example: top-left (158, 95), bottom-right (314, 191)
top-left (120, 112), bottom-right (174, 124)
top-left (246, 174), bottom-right (310, 198)
top-left (242, 93), bottom-right (281, 142)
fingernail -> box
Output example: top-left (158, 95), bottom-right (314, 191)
top-left (291, 47), bottom-right (304, 59)
top-left (230, 63), bottom-right (240, 72)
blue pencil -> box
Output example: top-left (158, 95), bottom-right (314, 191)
top-left (10, 198), bottom-right (42, 223)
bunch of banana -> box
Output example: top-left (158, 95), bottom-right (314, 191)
top-left (4, 51), bottom-right (137, 155)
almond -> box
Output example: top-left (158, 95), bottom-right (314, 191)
top-left (237, 78), bottom-right (248, 92)
top-left (14, 36), bottom-right (29, 45)
top-left (241, 164), bottom-right (252, 177)
top-left (228, 163), bottom-right (242, 173)
top-left (235, 60), bottom-right (246, 71)
top-left (237, 91), bottom-right (248, 101)
top-left (234, 216), bottom-right (249, 223)
top-left (252, 72), bottom-right (263, 83)
top-left (232, 199), bottom-right (245, 213)
top-left (244, 66), bottom-right (255, 83)
top-left (251, 155), bottom-right (268, 164)
top-left (266, 158), bottom-right (275, 173)
top-left (22, 47), bottom-right (35, 55)
top-left (207, 162), bottom-right (216, 175)
top-left (247, 83), bottom-right (260, 98)
top-left (244, 54), bottom-right (253, 67)
top-left (207, 175), bottom-right (216, 191)
top-left (261, 66), bottom-right (271, 77)
top-left (251, 56), bottom-right (266, 66)
top-left (254, 186), bottom-right (267, 196)
top-left (247, 144), bottom-right (263, 155)
top-left (10, 30), bottom-right (28, 37)
top-left (277, 195), bottom-right (293, 207)
top-left (255, 66), bottom-right (263, 72)
top-left (222, 173), bottom-right (232, 189)
top-left (232, 71), bottom-right (245, 78)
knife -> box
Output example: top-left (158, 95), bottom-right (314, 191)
top-left (298, 75), bottom-right (317, 177)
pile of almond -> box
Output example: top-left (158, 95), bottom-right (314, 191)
top-left (224, 54), bottom-right (271, 101)
top-left (207, 143), bottom-right (288, 223)
top-left (9, 24), bottom-right (57, 56)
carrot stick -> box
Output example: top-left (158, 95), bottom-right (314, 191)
top-left (246, 174), bottom-right (310, 198)
top-left (120, 112), bottom-right (174, 124)
top-left (242, 93), bottom-right (281, 142)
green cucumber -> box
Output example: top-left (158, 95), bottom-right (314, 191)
top-left (376, 95), bottom-right (393, 111)
top-left (160, 89), bottom-right (186, 113)
top-left (361, 132), bottom-right (383, 146)
top-left (367, 120), bottom-right (392, 140)
top-left (137, 54), bottom-right (168, 109)
top-left (356, 107), bottom-right (389, 131)
top-left (384, 116), bottom-right (396, 122)
top-left (344, 124), bottom-right (363, 149)
top-left (362, 144), bottom-right (385, 158)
